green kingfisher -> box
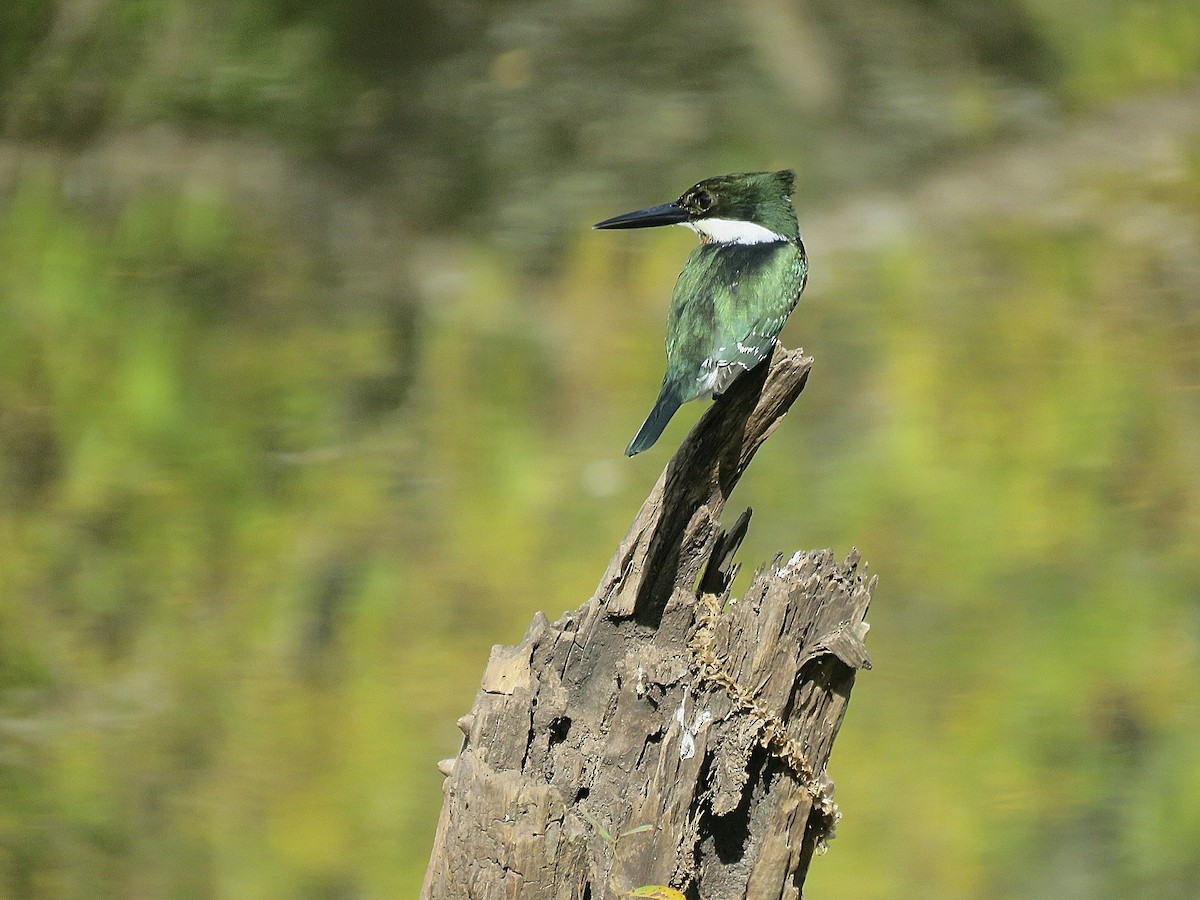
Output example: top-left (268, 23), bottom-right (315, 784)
top-left (594, 170), bottom-right (808, 456)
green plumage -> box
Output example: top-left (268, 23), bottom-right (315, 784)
top-left (666, 239), bottom-right (807, 400)
top-left (595, 170), bottom-right (808, 456)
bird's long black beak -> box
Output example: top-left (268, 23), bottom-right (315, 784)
top-left (593, 201), bottom-right (689, 230)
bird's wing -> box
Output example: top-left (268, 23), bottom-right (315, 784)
top-left (665, 243), bottom-right (806, 400)
top-left (702, 245), bottom-right (806, 395)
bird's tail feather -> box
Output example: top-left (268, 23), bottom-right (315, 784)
top-left (625, 385), bottom-right (683, 457)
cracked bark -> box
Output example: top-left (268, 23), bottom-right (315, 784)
top-left (422, 346), bottom-right (874, 900)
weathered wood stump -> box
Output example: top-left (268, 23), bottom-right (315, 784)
top-left (423, 347), bottom-right (874, 899)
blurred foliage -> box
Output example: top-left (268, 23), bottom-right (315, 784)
top-left (1, 0), bottom-right (1200, 898)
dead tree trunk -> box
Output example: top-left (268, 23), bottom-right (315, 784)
top-left (422, 346), bottom-right (874, 900)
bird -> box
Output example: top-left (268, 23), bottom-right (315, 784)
top-left (594, 170), bottom-right (808, 456)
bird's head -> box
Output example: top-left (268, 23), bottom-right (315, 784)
top-left (593, 170), bottom-right (798, 245)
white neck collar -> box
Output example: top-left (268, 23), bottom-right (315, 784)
top-left (683, 218), bottom-right (788, 245)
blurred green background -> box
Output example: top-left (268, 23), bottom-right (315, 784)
top-left (2, 1), bottom-right (1199, 897)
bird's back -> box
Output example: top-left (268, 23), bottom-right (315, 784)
top-left (665, 239), bottom-right (807, 402)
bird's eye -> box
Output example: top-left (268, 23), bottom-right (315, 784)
top-left (695, 191), bottom-right (714, 211)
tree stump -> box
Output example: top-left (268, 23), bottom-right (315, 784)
top-left (422, 347), bottom-right (874, 900)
